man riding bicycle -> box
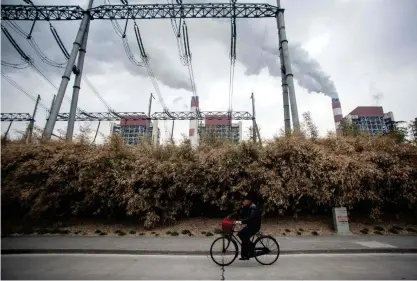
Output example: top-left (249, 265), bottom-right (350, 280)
top-left (234, 194), bottom-right (261, 260)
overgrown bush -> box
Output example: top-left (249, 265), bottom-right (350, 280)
top-left (2, 133), bottom-right (417, 229)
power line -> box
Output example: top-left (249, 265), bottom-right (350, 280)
top-left (50, 24), bottom-right (70, 59)
top-left (4, 17), bottom-right (115, 113)
top-left (1, 71), bottom-right (49, 111)
top-left (1, 24), bottom-right (89, 114)
top-left (1, 59), bottom-right (30, 69)
top-left (82, 75), bottom-right (114, 111)
top-left (30, 61), bottom-right (59, 90)
top-left (106, 0), bottom-right (145, 67)
top-left (167, 0), bottom-right (199, 117)
top-left (105, 0), bottom-right (169, 112)
top-left (167, 0), bottom-right (188, 66)
top-left (4, 20), bottom-right (66, 68)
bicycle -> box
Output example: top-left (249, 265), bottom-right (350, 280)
top-left (209, 216), bottom-right (280, 266)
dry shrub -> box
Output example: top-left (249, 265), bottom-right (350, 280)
top-left (1, 134), bottom-right (416, 229)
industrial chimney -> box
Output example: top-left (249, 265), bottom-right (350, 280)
top-left (189, 96), bottom-right (199, 147)
top-left (332, 97), bottom-right (343, 134)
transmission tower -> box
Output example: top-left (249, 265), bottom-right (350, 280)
top-left (1, 0), bottom-right (301, 139)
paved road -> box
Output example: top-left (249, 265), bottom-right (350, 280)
top-left (3, 235), bottom-right (417, 254)
top-left (2, 253), bottom-right (417, 279)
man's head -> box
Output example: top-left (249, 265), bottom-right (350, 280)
top-left (242, 194), bottom-right (253, 207)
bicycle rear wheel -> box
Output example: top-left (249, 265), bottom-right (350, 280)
top-left (210, 236), bottom-right (239, 266)
top-left (253, 235), bottom-right (280, 265)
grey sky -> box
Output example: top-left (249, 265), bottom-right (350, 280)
top-left (1, 0), bottom-right (416, 142)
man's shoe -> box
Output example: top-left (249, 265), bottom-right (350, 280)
top-left (239, 257), bottom-right (249, 261)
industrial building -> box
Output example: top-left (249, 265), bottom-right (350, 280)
top-left (198, 115), bottom-right (243, 143)
top-left (111, 115), bottom-right (160, 146)
top-left (344, 106), bottom-right (395, 136)
top-left (188, 96), bottom-right (243, 145)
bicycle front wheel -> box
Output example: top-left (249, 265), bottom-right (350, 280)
top-left (210, 236), bottom-right (238, 266)
top-left (253, 235), bottom-right (280, 265)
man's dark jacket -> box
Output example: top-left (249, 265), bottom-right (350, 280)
top-left (240, 203), bottom-right (261, 230)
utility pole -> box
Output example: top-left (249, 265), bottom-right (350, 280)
top-left (26, 94), bottom-right (41, 144)
top-left (250, 93), bottom-right (257, 142)
top-left (4, 121), bottom-right (13, 140)
top-left (43, 94), bottom-right (56, 134)
top-left (92, 121), bottom-right (101, 143)
top-left (276, 0), bottom-right (300, 132)
top-left (43, 0), bottom-right (94, 140)
top-left (255, 120), bottom-right (262, 145)
top-left (146, 93), bottom-right (155, 143)
top-left (171, 120), bottom-right (175, 143)
top-left (66, 19), bottom-right (91, 141)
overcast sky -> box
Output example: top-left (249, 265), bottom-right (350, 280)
top-left (1, 0), bottom-right (416, 143)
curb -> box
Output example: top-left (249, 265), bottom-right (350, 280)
top-left (2, 248), bottom-right (417, 255)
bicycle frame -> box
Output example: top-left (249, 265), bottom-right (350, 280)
top-left (223, 230), bottom-right (262, 246)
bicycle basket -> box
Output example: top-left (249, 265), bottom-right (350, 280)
top-left (222, 219), bottom-right (234, 234)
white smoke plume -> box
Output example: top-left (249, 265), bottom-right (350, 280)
top-left (288, 43), bottom-right (339, 98)
top-left (236, 21), bottom-right (339, 99)
top-left (262, 43), bottom-right (339, 98)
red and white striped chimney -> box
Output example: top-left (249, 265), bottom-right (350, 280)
top-left (332, 97), bottom-right (343, 134)
top-left (189, 96), bottom-right (199, 147)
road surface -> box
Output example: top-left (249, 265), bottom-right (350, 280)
top-left (2, 253), bottom-right (417, 279)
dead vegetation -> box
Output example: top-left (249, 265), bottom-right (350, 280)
top-left (1, 129), bottom-right (417, 231)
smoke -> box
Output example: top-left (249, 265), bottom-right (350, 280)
top-left (167, 96), bottom-right (189, 110)
top-left (288, 43), bottom-right (339, 98)
top-left (172, 96), bottom-right (183, 104)
top-left (236, 21), bottom-right (339, 99)
top-left (260, 44), bottom-right (339, 99)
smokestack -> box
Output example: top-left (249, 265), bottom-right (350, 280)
top-left (332, 97), bottom-right (343, 134)
top-left (189, 96), bottom-right (199, 147)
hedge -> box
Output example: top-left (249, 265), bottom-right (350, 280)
top-left (1, 134), bottom-right (417, 228)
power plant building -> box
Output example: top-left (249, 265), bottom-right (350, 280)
top-left (344, 106), bottom-right (395, 136)
top-left (111, 115), bottom-right (160, 146)
top-left (188, 96), bottom-right (243, 145)
top-left (198, 115), bottom-right (243, 144)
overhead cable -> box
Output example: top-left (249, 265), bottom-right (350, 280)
top-left (50, 24), bottom-right (70, 59)
top-left (132, 18), bottom-right (171, 139)
top-left (106, 0), bottom-right (145, 67)
top-left (182, 22), bottom-right (198, 98)
top-left (167, 0), bottom-right (188, 66)
top-left (82, 76), bottom-right (115, 112)
top-left (5, 11), bottom-right (116, 113)
top-left (1, 71), bottom-right (49, 111)
top-left (166, 0), bottom-right (198, 116)
top-left (133, 22), bottom-right (168, 111)
top-left (1, 25), bottom-right (89, 115)
top-left (4, 20), bottom-right (66, 68)
top-left (2, 24), bottom-right (57, 90)
top-left (1, 60), bottom-right (30, 69)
